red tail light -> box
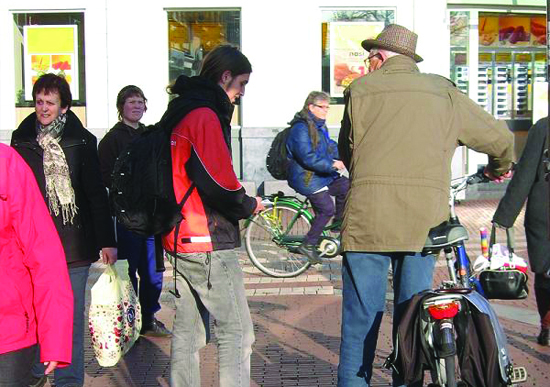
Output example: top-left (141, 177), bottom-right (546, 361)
top-left (427, 302), bottom-right (460, 320)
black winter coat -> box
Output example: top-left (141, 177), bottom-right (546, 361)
top-left (11, 111), bottom-right (116, 268)
top-left (493, 118), bottom-right (550, 273)
top-left (98, 121), bottom-right (145, 189)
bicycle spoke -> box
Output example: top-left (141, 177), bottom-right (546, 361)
top-left (247, 216), bottom-right (277, 235)
top-left (244, 204), bottom-right (312, 277)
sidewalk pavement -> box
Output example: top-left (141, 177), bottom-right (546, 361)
top-left (44, 200), bottom-right (549, 386)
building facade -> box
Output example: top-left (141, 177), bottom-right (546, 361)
top-left (0, 0), bottom-right (545, 188)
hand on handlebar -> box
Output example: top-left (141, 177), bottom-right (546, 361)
top-left (483, 166), bottom-right (512, 183)
top-left (254, 196), bottom-right (265, 214)
top-left (332, 160), bottom-right (346, 171)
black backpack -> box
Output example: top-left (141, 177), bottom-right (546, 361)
top-left (110, 95), bottom-right (219, 237)
top-left (266, 126), bottom-right (292, 180)
top-left (110, 122), bottom-right (183, 237)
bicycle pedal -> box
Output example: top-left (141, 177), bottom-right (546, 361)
top-left (510, 366), bottom-right (527, 384)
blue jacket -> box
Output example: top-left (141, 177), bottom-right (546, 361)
top-left (286, 112), bottom-right (339, 195)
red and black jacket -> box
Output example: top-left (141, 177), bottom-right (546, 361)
top-left (161, 76), bottom-right (256, 254)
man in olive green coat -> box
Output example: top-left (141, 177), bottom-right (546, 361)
top-left (337, 24), bottom-right (514, 387)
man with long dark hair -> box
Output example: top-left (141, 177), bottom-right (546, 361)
top-left (161, 45), bottom-right (264, 387)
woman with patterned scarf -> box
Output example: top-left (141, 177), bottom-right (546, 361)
top-left (285, 91), bottom-right (350, 265)
top-left (11, 73), bottom-right (117, 387)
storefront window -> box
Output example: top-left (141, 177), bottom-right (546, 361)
top-left (167, 9), bottom-right (242, 176)
top-left (167, 10), bottom-right (241, 84)
top-left (13, 12), bottom-right (86, 108)
top-left (450, 11), bottom-right (470, 95)
top-left (321, 9), bottom-right (395, 102)
top-left (477, 13), bottom-right (546, 121)
top-left (449, 10), bottom-right (546, 122)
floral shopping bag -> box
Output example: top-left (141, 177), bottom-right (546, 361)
top-left (88, 261), bottom-right (141, 367)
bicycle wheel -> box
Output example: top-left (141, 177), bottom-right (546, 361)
top-left (244, 203), bottom-right (312, 277)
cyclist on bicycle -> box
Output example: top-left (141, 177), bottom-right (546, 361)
top-left (286, 91), bottom-right (349, 264)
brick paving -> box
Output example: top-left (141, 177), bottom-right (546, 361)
top-left (41, 199), bottom-right (550, 386)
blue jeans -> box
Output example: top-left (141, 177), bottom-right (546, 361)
top-left (116, 223), bottom-right (162, 324)
top-left (33, 265), bottom-right (90, 387)
top-left (337, 252), bottom-right (435, 387)
top-left (0, 344), bottom-right (37, 386)
top-left (168, 250), bottom-right (254, 387)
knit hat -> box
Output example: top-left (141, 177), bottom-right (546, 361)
top-left (361, 24), bottom-right (423, 63)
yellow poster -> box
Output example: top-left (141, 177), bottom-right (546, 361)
top-left (24, 25), bottom-right (79, 100)
top-left (479, 16), bottom-right (498, 47)
top-left (330, 22), bottom-right (384, 97)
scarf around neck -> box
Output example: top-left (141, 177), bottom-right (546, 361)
top-left (36, 113), bottom-right (78, 224)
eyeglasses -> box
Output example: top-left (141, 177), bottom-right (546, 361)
top-left (364, 52), bottom-right (382, 66)
top-left (314, 104), bottom-right (330, 110)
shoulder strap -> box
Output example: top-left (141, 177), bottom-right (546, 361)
top-left (489, 224), bottom-right (515, 261)
top-left (169, 182), bottom-right (196, 299)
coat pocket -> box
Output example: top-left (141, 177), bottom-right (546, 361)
top-left (0, 267), bottom-right (30, 344)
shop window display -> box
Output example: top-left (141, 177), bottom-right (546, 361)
top-left (449, 10), bottom-right (546, 122)
top-left (166, 9), bottom-right (242, 177)
top-left (167, 10), bottom-right (241, 84)
top-left (450, 11), bottom-right (470, 96)
top-left (13, 12), bottom-right (86, 108)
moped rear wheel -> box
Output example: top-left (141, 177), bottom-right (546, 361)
top-left (244, 204), bottom-right (312, 277)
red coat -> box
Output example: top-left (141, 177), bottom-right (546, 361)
top-left (162, 107), bottom-right (256, 254)
top-left (0, 144), bottom-right (73, 366)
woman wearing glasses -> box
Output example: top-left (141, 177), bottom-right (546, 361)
top-left (286, 91), bottom-right (349, 264)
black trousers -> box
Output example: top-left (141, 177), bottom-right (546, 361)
top-left (0, 344), bottom-right (37, 387)
top-left (305, 176), bottom-right (349, 245)
top-left (535, 273), bottom-right (550, 329)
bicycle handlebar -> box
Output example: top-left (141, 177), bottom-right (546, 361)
top-left (450, 166), bottom-right (490, 193)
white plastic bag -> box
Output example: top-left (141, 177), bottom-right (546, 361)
top-left (88, 261), bottom-right (142, 367)
top-left (488, 243), bottom-right (528, 273)
top-left (474, 244), bottom-right (528, 274)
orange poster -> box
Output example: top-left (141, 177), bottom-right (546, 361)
top-left (498, 16), bottom-right (530, 46)
top-left (531, 16), bottom-right (546, 46)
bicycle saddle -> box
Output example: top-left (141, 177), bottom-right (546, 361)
top-left (423, 221), bottom-right (469, 252)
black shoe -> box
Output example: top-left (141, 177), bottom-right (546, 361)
top-left (537, 328), bottom-right (549, 346)
top-left (327, 219), bottom-right (342, 233)
top-left (296, 243), bottom-right (322, 265)
top-left (28, 375), bottom-right (47, 387)
top-left (141, 318), bottom-right (172, 337)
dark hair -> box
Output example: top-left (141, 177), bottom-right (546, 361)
top-left (32, 73), bottom-right (72, 109)
top-left (199, 45), bottom-right (252, 83)
top-left (116, 85), bottom-right (147, 121)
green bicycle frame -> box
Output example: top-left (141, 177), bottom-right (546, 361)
top-left (243, 196), bottom-right (315, 247)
